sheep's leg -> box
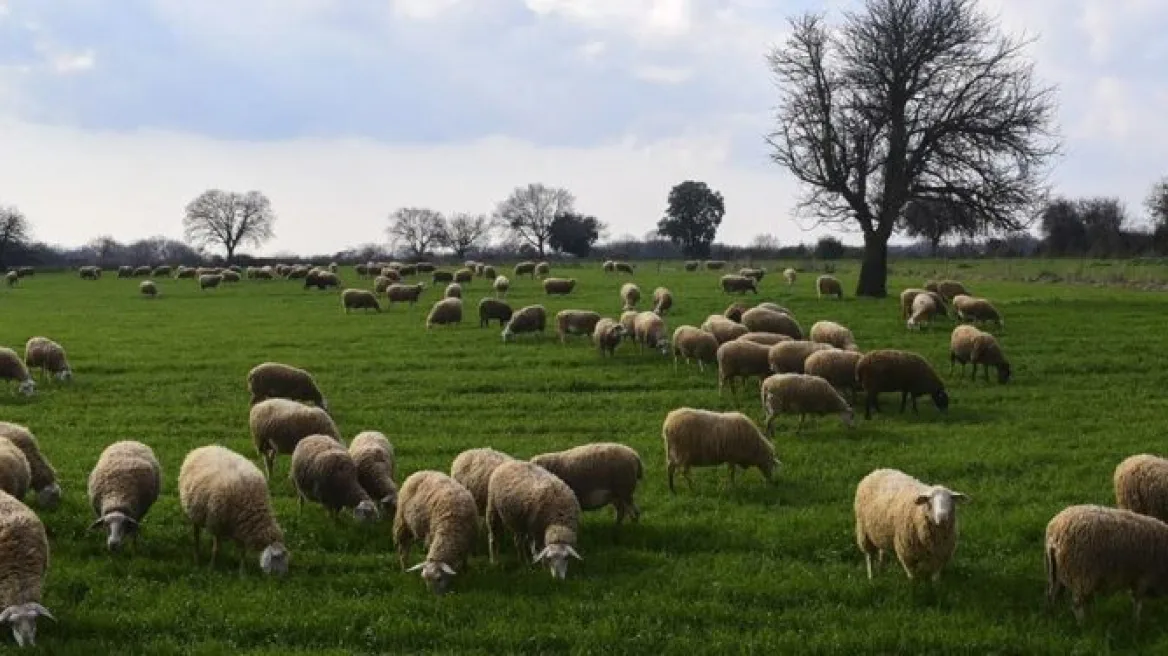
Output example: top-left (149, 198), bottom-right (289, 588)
top-left (764, 411), bottom-right (775, 437)
top-left (513, 535), bottom-right (528, 564)
top-left (629, 502), bottom-right (641, 524)
top-left (1071, 594), bottom-right (1088, 624)
top-left (899, 392), bottom-right (908, 413)
top-left (864, 552), bottom-right (874, 580)
top-left (983, 366), bottom-right (990, 383)
top-left (1132, 592), bottom-right (1143, 626)
top-left (683, 467), bottom-right (695, 491)
top-left (396, 539), bottom-right (412, 571)
top-left (797, 414), bottom-right (806, 433)
top-left (237, 540), bottom-right (247, 576)
top-left (667, 463), bottom-right (677, 494)
top-left (727, 464), bottom-right (736, 486)
top-left (697, 360), bottom-right (705, 373)
top-left (191, 525), bottom-right (202, 564)
top-left (486, 509), bottom-right (502, 564)
top-left (210, 536), bottom-right (220, 568)
top-left (910, 395), bottom-right (919, 413)
top-left (614, 502), bottom-right (626, 526)
top-left (263, 452), bottom-right (275, 481)
top-left (864, 391), bottom-right (876, 420)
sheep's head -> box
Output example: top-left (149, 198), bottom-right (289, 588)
top-left (760, 456), bottom-right (782, 482)
top-left (407, 560), bottom-right (456, 595)
top-left (379, 492), bottom-right (397, 517)
top-left (17, 379), bottom-right (35, 396)
top-left (353, 500), bottom-right (379, 523)
top-left (931, 389), bottom-right (950, 412)
top-left (89, 510), bottom-right (139, 551)
top-left (0, 603), bottom-right (53, 647)
top-left (36, 483), bottom-right (60, 511)
top-left (533, 543), bottom-right (582, 580)
top-left (839, 407), bottom-right (856, 428)
top-left (54, 368), bottom-right (72, 382)
top-left (260, 543), bottom-right (289, 576)
top-left (914, 487), bottom-right (967, 526)
top-left (997, 363), bottom-right (1012, 384)
top-left (501, 327), bottom-right (513, 343)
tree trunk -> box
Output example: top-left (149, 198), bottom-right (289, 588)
top-left (225, 243), bottom-right (235, 264)
top-left (856, 232), bottom-right (889, 298)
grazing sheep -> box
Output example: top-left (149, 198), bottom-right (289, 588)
top-left (0, 348), bottom-right (35, 396)
top-left (741, 307), bottom-right (803, 339)
top-left (0, 490), bottom-right (52, 647)
top-left (341, 288), bottom-right (381, 313)
top-left (803, 349), bottom-right (864, 403)
top-left (451, 447), bottom-right (515, 516)
top-left (756, 302), bottom-right (792, 316)
top-left (493, 275), bottom-right (510, 298)
top-left (671, 326), bottom-right (718, 371)
top-left (634, 311), bottom-right (669, 355)
top-left (79, 265), bottom-right (101, 280)
top-left (720, 275), bottom-right (758, 295)
top-left (502, 305), bottom-right (547, 342)
top-left (723, 302), bottom-right (748, 323)
top-left (132, 265), bottom-right (151, 277)
top-left (478, 298), bottom-right (513, 328)
top-left (16, 267), bottom-right (32, 278)
top-left (809, 320), bottom-right (858, 351)
top-left (783, 268), bottom-right (797, 286)
top-left (684, 260), bottom-right (700, 272)
top-left (543, 278), bottom-right (577, 296)
top-left (534, 262), bottom-right (551, 278)
top-left (290, 435), bottom-right (377, 522)
top-left (1115, 454), bottom-right (1168, 524)
top-left (416, 262), bottom-right (436, 274)
top-left (592, 318), bottom-right (626, 357)
top-left (953, 295), bottom-right (1003, 328)
top-left (530, 443), bottom-right (643, 524)
top-left (899, 288), bottom-right (928, 320)
top-left (0, 423), bottom-right (59, 510)
top-left (198, 274), bottom-right (222, 291)
top-left (432, 271), bottom-right (454, 284)
top-left (486, 460), bottom-right (583, 579)
top-left (482, 265), bottom-right (497, 280)
top-left (0, 440), bottom-right (29, 500)
top-left (349, 431), bottom-right (397, 513)
top-left (118, 266), bottom-right (134, 279)
top-left (701, 315), bottom-right (749, 345)
top-left (453, 268), bottom-right (474, 284)
top-left (619, 310), bottom-right (639, 340)
top-left (249, 398), bottom-right (341, 478)
top-left (178, 445), bottom-right (289, 575)
top-left (23, 337), bottom-right (71, 381)
top-left (139, 280), bottom-right (158, 298)
top-left (426, 297), bottom-right (463, 328)
top-left (373, 276), bottom-right (393, 294)
top-left (608, 261), bottom-right (631, 274)
top-left (620, 283), bottom-right (641, 310)
top-left (816, 275), bottom-right (843, 299)
top-left (86, 440), bottom-right (161, 552)
top-left (661, 408), bottom-right (779, 493)
top-left (949, 325), bottom-right (1011, 383)
top-left (4, 271), bottom-right (17, 287)
top-left (716, 340), bottom-right (773, 394)
top-left (514, 261), bottom-right (536, 278)
top-left (855, 350), bottom-right (949, 420)
top-left (740, 267), bottom-right (766, 281)
top-left (386, 283), bottom-right (425, 308)
top-left (381, 268), bottom-right (401, 283)
top-left (247, 362), bottom-right (328, 411)
top-left (928, 279), bottom-right (969, 301)
top-left (651, 287), bottom-right (673, 315)
top-left (704, 260), bottom-right (727, 270)
top-left (602, 260), bottom-right (615, 273)
top-left (737, 332), bottom-right (793, 347)
top-left (907, 292), bottom-right (943, 330)
top-left (556, 310), bottom-right (602, 344)
top-left (854, 468), bottom-right (967, 581)
top-left (761, 373), bottom-right (855, 434)
top-left (398, 264), bottom-right (418, 277)
top-left (394, 471), bottom-right (478, 594)
top-left (304, 270), bottom-right (339, 290)
top-left (221, 270), bottom-right (242, 283)
top-left (444, 283), bottom-right (462, 299)
top-left (768, 340), bottom-right (835, 375)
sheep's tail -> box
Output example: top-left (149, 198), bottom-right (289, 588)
top-left (1044, 542), bottom-right (1059, 606)
top-left (634, 453), bottom-right (643, 480)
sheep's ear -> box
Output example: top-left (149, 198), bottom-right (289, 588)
top-left (566, 546), bottom-right (583, 561)
top-left (914, 494), bottom-right (931, 505)
top-left (406, 563), bottom-right (425, 572)
top-left (439, 562), bottom-right (456, 576)
top-left (28, 604), bottom-right (54, 622)
top-left (88, 517), bottom-right (105, 530)
top-left (532, 547), bottom-right (549, 563)
top-left (951, 492), bottom-right (969, 502)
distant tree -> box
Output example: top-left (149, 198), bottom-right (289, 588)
top-left (387, 207), bottom-right (447, 259)
top-left (497, 183), bottom-right (575, 258)
top-left (548, 212), bottom-right (604, 257)
top-left (442, 213), bottom-right (495, 259)
top-left (656, 180), bottom-right (725, 258)
top-left (1038, 198), bottom-right (1087, 255)
top-left (0, 206), bottom-right (31, 270)
top-left (1077, 197), bottom-right (1128, 257)
top-left (901, 199), bottom-right (980, 256)
top-left (183, 189), bottom-right (276, 263)
top-left (1146, 178), bottom-right (1168, 227)
top-left (766, 0), bottom-right (1059, 297)
top-left (814, 235), bottom-right (846, 260)
top-left (86, 235), bottom-right (121, 266)
top-left (751, 234), bottom-right (781, 252)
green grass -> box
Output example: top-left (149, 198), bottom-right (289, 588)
top-left (1, 261), bottom-right (1167, 654)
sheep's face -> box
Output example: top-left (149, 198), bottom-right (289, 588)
top-left (54, 369), bottom-right (72, 382)
top-left (353, 500), bottom-right (379, 523)
top-left (0, 603), bottom-right (53, 647)
top-left (17, 379), bottom-right (35, 396)
top-left (37, 483), bottom-right (61, 511)
top-left (759, 457), bottom-right (781, 482)
top-left (931, 390), bottom-right (950, 412)
top-left (260, 544), bottom-right (289, 576)
top-left (839, 408), bottom-right (855, 428)
top-left (90, 511), bottom-right (139, 552)
top-left (379, 493), bottom-right (397, 517)
top-left (996, 364), bottom-right (1012, 384)
top-left (914, 488), bottom-right (967, 526)
top-left (409, 561), bottom-right (456, 595)
top-left (534, 543), bottom-right (582, 580)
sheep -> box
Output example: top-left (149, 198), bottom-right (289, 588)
top-left (23, 337), bottom-right (72, 381)
top-left (79, 265), bottom-right (101, 280)
top-left (543, 278), bottom-right (576, 296)
top-left (304, 270), bottom-right (339, 290)
top-left (701, 315), bottom-right (749, 345)
top-left (450, 447), bottom-right (515, 516)
top-left (737, 332), bottom-right (793, 347)
top-left (671, 326), bottom-right (718, 371)
top-left (684, 260), bottom-right (699, 271)
top-left (178, 445), bottom-right (289, 576)
top-left (393, 471), bottom-right (478, 595)
top-left (761, 373), bottom-right (855, 434)
top-left (0, 440), bottom-right (29, 500)
top-left (651, 287), bottom-right (673, 315)
top-left (716, 339), bottom-right (773, 394)
top-left (556, 310), bottom-right (602, 344)
top-left (633, 311), bottom-right (669, 355)
top-left (246, 362), bottom-right (328, 412)
top-left (514, 261), bottom-right (536, 278)
top-left (534, 262), bottom-right (551, 277)
top-left (386, 283), bottom-right (425, 308)
top-left (249, 398), bottom-right (341, 478)
top-left (381, 268), bottom-right (401, 283)
top-left (949, 325), bottom-right (1011, 383)
top-left (740, 267), bottom-right (766, 281)
top-left (899, 288), bottom-right (947, 321)
top-left (768, 340), bottom-right (835, 375)
top-left (372, 275), bottom-right (392, 294)
top-left (720, 275), bottom-right (757, 294)
top-left (341, 288), bottom-right (381, 313)
top-left (139, 280), bottom-right (158, 298)
top-left (602, 260), bottom-right (615, 273)
top-left (174, 266), bottom-right (196, 279)
top-left (16, 267), bottom-right (32, 278)
top-left (493, 275), bottom-right (510, 298)
top-left (131, 265), bottom-right (150, 277)
top-left (453, 268), bottom-right (474, 284)
top-left (349, 431), bottom-right (397, 513)
top-left (816, 275), bottom-right (843, 299)
top-left (4, 271), bottom-right (16, 287)
top-left (426, 297), bottom-right (463, 328)
top-left (906, 292), bottom-right (943, 330)
top-left (222, 270), bottom-right (242, 284)
top-left (783, 268), bottom-right (797, 285)
top-left (620, 283), bottom-right (641, 310)
top-left (723, 302), bottom-right (748, 323)
top-left (1043, 504), bottom-right (1168, 623)
top-left (854, 468), bottom-right (967, 582)
top-left (486, 460), bottom-right (583, 579)
top-left (809, 320), bottom-right (858, 351)
top-left (290, 435), bottom-right (378, 522)
top-left (86, 440), bottom-right (161, 552)
top-left (478, 298), bottom-right (513, 328)
top-left (953, 295), bottom-right (1003, 328)
top-left (661, 407), bottom-right (779, 493)
top-left (198, 274), bottom-right (222, 290)
top-left (444, 283), bottom-right (462, 299)
top-left (614, 261), bottom-right (635, 274)
top-left (855, 349), bottom-right (949, 420)
top-left (433, 271), bottom-right (454, 285)
top-left (482, 265), bottom-right (497, 280)
top-left (398, 263), bottom-right (419, 277)
top-left (415, 262), bottom-right (436, 274)
top-left (803, 349), bottom-right (864, 403)
top-left (502, 305), bottom-right (547, 342)
top-left (927, 279), bottom-right (969, 301)
top-left (741, 307), bottom-right (803, 339)
top-left (0, 490), bottom-right (52, 647)
top-left (1114, 454), bottom-right (1168, 524)
top-left (704, 260), bottom-right (727, 270)
top-left (619, 310), bottom-right (639, 340)
top-left (592, 318), bottom-right (626, 357)
top-left (756, 302), bottom-right (792, 316)
top-left (0, 423), bottom-right (59, 510)
top-left (0, 349), bottom-right (35, 396)
top-left (530, 443), bottom-right (643, 524)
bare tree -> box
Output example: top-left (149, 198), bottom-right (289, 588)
top-left (442, 213), bottom-right (495, 259)
top-left (183, 189), bottom-right (276, 263)
top-left (0, 206), bottom-right (31, 269)
top-left (387, 207), bottom-right (447, 259)
top-left (766, 0), bottom-right (1059, 296)
top-left (497, 184), bottom-right (575, 258)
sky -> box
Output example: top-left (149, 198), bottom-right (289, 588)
top-left (0, 0), bottom-right (1165, 256)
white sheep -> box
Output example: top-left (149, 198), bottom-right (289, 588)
top-left (0, 348), bottom-right (35, 396)
top-left (493, 275), bottom-right (510, 298)
top-left (783, 268), bottom-right (797, 285)
top-left (1114, 454), bottom-right (1168, 523)
top-left (341, 288), bottom-right (381, 313)
top-left (0, 440), bottom-right (29, 500)
top-left (198, 273), bottom-right (222, 290)
top-left (949, 325), bottom-right (1011, 383)
top-left (701, 315), bottom-right (748, 344)
top-left (87, 440), bottom-right (162, 552)
top-left (816, 275), bottom-right (843, 299)
top-left (247, 362), bottom-right (329, 412)
top-left (0, 490), bottom-right (53, 647)
top-left (139, 280), bottom-right (158, 298)
top-left (662, 407), bottom-right (779, 493)
top-left (591, 318), bottom-right (626, 357)
top-left (249, 398), bottom-right (341, 478)
top-left (808, 321), bottom-right (858, 351)
top-left (0, 423), bottom-right (59, 509)
top-left (651, 287), bottom-right (673, 315)
top-left (803, 348), bottom-right (864, 403)
top-left (22, 337), bottom-right (71, 382)
top-left (349, 431), bottom-right (397, 512)
top-left (671, 326), bottom-right (718, 371)
top-left (394, 470), bottom-right (479, 595)
top-left (486, 460), bottom-right (583, 579)
top-left (426, 297), bottom-right (463, 328)
top-left (633, 311), bottom-right (669, 355)
top-left (620, 283), bottom-right (641, 310)
top-left (450, 447), bottom-right (515, 517)
top-left (716, 339), bottom-right (772, 394)
top-left (530, 443), bottom-right (643, 525)
top-left (290, 435), bottom-right (378, 522)
top-left (555, 310), bottom-right (602, 344)
top-left (760, 373), bottom-right (855, 434)
top-left (741, 307), bottom-right (803, 339)
top-left (502, 305), bottom-right (547, 342)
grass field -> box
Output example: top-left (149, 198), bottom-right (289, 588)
top-left (2, 259), bottom-right (1167, 654)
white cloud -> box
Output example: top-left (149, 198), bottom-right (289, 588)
top-left (632, 64), bottom-right (691, 84)
top-left (390, 0), bottom-right (471, 21)
top-left (49, 49), bottom-right (95, 74)
top-left (524, 0), bottom-right (694, 41)
top-left (578, 40), bottom-right (607, 61)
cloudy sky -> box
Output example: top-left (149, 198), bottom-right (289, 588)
top-left (0, 0), bottom-right (1164, 256)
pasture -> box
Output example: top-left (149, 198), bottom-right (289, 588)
top-left (1, 259), bottom-right (1166, 654)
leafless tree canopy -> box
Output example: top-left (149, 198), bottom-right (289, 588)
top-left (0, 206), bottom-right (31, 268)
top-left (496, 183), bottom-right (576, 258)
top-left (182, 189), bottom-right (276, 262)
top-left (442, 213), bottom-right (496, 259)
top-left (766, 0), bottom-right (1059, 296)
top-left (387, 207), bottom-right (447, 258)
